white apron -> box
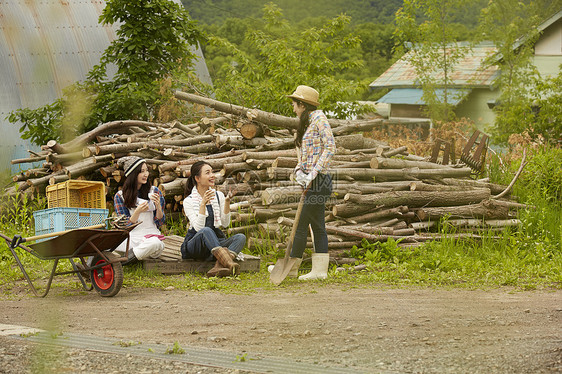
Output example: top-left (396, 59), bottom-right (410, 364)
top-left (115, 199), bottom-right (164, 260)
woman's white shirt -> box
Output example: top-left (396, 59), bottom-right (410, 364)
top-left (182, 187), bottom-right (231, 231)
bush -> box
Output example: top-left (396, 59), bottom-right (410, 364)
top-left (513, 144), bottom-right (562, 204)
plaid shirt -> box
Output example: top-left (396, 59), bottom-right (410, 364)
top-left (114, 186), bottom-right (166, 228)
top-left (297, 110), bottom-right (336, 179)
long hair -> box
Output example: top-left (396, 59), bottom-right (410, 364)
top-left (294, 100), bottom-right (318, 148)
top-left (122, 162), bottom-right (150, 209)
top-left (184, 160), bottom-right (212, 197)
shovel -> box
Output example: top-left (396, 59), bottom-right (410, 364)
top-left (269, 187), bottom-right (309, 285)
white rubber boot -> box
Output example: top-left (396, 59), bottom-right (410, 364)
top-left (298, 253), bottom-right (329, 280)
top-left (268, 258), bottom-right (302, 277)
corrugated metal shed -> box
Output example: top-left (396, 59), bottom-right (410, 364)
top-left (0, 0), bottom-right (211, 173)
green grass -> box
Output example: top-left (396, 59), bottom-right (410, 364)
top-left (1, 225), bottom-right (559, 296)
top-left (1, 202), bottom-right (560, 295)
top-left (1, 148), bottom-right (561, 296)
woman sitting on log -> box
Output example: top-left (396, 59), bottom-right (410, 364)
top-left (181, 161), bottom-right (246, 277)
top-left (114, 156), bottom-right (166, 263)
top-left (285, 85), bottom-right (335, 280)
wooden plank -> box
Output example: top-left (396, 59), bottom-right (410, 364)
top-left (143, 254), bottom-right (261, 275)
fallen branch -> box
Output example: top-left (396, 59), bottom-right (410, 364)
top-left (492, 149), bottom-right (527, 200)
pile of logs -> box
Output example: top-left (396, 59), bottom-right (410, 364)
top-left (6, 91), bottom-right (526, 257)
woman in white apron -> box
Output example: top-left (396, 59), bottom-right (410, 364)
top-left (114, 156), bottom-right (165, 262)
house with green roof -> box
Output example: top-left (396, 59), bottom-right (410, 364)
top-left (369, 9), bottom-right (562, 131)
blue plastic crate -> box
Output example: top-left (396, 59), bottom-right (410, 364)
top-left (33, 208), bottom-right (109, 242)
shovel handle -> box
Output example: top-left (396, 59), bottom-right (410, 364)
top-left (282, 186), bottom-right (309, 259)
top-left (20, 223), bottom-right (106, 243)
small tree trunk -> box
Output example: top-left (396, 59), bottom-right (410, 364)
top-left (414, 199), bottom-right (511, 220)
top-left (174, 90), bottom-right (300, 130)
top-left (332, 202), bottom-right (375, 217)
top-left (439, 178), bottom-right (507, 196)
top-left (335, 133), bottom-right (386, 150)
top-left (267, 167), bottom-right (293, 181)
top-left (381, 146), bottom-right (409, 158)
top-left (370, 157), bottom-right (452, 170)
top-left (344, 206), bottom-right (409, 224)
top-left (159, 178), bottom-right (188, 196)
top-left (243, 149), bottom-right (297, 161)
top-left (409, 181), bottom-right (486, 192)
top-left (238, 121), bottom-right (265, 139)
top-left (64, 155), bottom-right (113, 179)
top-left (245, 158), bottom-right (274, 169)
top-left (261, 186), bottom-right (303, 205)
top-left (46, 151), bottom-right (84, 165)
top-left (220, 162), bottom-right (253, 177)
top-left (272, 157), bottom-right (298, 169)
top-left (11, 155), bottom-right (47, 165)
top-left (45, 140), bottom-right (70, 154)
top-left (344, 189), bottom-right (491, 208)
top-left (277, 217), bottom-right (413, 243)
top-left (333, 167), bottom-right (472, 182)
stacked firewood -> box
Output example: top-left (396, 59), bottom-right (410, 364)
top-left (6, 91), bottom-right (526, 256)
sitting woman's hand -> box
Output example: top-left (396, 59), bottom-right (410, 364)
top-left (225, 185), bottom-right (236, 200)
top-left (202, 188), bottom-right (215, 205)
top-left (136, 201), bottom-right (150, 213)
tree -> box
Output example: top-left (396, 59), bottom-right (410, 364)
top-left (394, 0), bottom-right (473, 123)
top-left (530, 67), bottom-right (562, 142)
top-left (207, 4), bottom-right (366, 118)
top-left (478, 0), bottom-right (562, 144)
top-left (9, 0), bottom-right (203, 145)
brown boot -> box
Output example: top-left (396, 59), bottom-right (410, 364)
top-left (206, 261), bottom-right (231, 278)
top-left (212, 247), bottom-right (240, 276)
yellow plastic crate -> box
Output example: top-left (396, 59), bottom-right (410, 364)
top-left (46, 180), bottom-right (106, 209)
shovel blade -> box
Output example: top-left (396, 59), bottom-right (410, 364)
top-left (269, 257), bottom-right (299, 285)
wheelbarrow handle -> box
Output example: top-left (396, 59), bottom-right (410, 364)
top-left (19, 223), bottom-right (106, 243)
top-left (10, 235), bottom-right (23, 249)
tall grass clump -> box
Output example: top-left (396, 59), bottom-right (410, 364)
top-left (0, 193), bottom-right (46, 235)
top-left (492, 141), bottom-right (562, 250)
top-left (338, 141), bottom-right (562, 288)
top-left (0, 192), bottom-right (48, 291)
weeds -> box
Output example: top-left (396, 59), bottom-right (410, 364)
top-left (20, 331), bottom-right (39, 338)
top-left (113, 340), bottom-right (141, 347)
top-left (165, 341), bottom-right (185, 354)
top-left (164, 214), bottom-right (188, 237)
top-left (0, 192), bottom-right (46, 234)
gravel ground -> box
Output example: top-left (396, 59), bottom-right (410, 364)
top-left (0, 336), bottom-right (251, 373)
top-left (1, 285), bottom-right (561, 373)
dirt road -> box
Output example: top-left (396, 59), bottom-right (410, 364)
top-left (1, 285), bottom-right (561, 373)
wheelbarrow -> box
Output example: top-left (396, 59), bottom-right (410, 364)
top-left (0, 224), bottom-right (133, 297)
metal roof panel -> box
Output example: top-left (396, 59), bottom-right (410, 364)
top-left (370, 44), bottom-right (500, 89)
top-left (377, 88), bottom-right (471, 106)
top-left (1, 0), bottom-right (211, 172)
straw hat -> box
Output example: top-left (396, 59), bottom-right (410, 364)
top-left (287, 85), bottom-right (320, 107)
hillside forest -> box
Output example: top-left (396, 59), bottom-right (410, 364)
top-left (185, 0), bottom-right (488, 98)
top-left (9, 0), bottom-right (562, 147)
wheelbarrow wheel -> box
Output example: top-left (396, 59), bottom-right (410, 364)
top-left (90, 252), bottom-right (123, 297)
